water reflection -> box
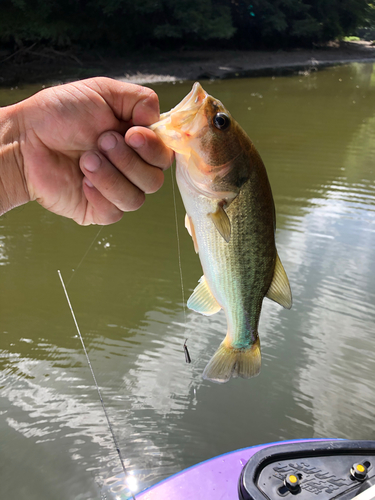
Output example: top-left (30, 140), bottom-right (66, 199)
top-left (282, 105), bottom-right (375, 441)
top-left (1, 63), bottom-right (375, 499)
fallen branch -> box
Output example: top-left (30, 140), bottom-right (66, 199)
top-left (0, 43), bottom-right (37, 64)
top-left (43, 47), bottom-right (83, 65)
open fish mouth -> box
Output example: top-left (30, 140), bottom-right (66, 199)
top-left (149, 82), bottom-right (208, 137)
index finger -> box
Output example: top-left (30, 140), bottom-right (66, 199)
top-left (80, 77), bottom-right (160, 126)
top-left (125, 127), bottom-right (174, 170)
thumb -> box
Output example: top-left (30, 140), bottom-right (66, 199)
top-left (82, 77), bottom-right (160, 126)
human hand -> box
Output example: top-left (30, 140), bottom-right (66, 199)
top-left (2, 77), bottom-right (173, 224)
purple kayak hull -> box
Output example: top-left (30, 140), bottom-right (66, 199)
top-left (136, 439), bottom-right (325, 500)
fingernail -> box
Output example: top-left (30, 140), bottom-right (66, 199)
top-left (100, 133), bottom-right (117, 151)
top-left (84, 177), bottom-right (94, 188)
top-left (127, 132), bottom-right (145, 149)
top-left (82, 152), bottom-right (101, 172)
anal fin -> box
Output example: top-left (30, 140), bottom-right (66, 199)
top-left (266, 253), bottom-right (292, 309)
top-left (187, 275), bottom-right (221, 316)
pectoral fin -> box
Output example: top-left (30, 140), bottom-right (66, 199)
top-left (187, 275), bottom-right (221, 316)
top-left (208, 203), bottom-right (231, 243)
top-left (185, 214), bottom-right (199, 253)
top-left (266, 253), bottom-right (292, 309)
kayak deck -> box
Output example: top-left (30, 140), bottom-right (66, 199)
top-left (136, 439), bottom-right (317, 500)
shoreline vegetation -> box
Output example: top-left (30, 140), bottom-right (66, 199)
top-left (1, 41), bottom-right (375, 88)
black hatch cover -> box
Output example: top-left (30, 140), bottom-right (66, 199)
top-left (239, 440), bottom-right (375, 500)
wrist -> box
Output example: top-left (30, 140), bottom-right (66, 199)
top-left (0, 103), bottom-right (29, 215)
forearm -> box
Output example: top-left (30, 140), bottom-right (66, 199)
top-left (0, 104), bottom-right (29, 215)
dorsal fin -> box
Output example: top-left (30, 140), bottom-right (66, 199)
top-left (208, 203), bottom-right (231, 243)
top-left (185, 214), bottom-right (199, 253)
top-left (266, 253), bottom-right (292, 309)
top-left (187, 276), bottom-right (221, 316)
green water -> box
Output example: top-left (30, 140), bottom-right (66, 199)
top-left (1, 63), bottom-right (375, 499)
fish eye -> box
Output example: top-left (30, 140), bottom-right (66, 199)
top-left (213, 113), bottom-right (230, 130)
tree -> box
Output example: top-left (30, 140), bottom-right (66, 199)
top-left (230, 0), bottom-right (374, 48)
top-left (0, 0), bottom-right (235, 49)
top-left (0, 0), bottom-right (374, 51)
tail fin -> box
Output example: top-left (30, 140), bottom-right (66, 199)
top-left (202, 337), bottom-right (261, 384)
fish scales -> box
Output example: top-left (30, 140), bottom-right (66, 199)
top-left (187, 178), bottom-right (272, 344)
top-left (150, 82), bottom-right (292, 383)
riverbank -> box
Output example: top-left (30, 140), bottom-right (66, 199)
top-left (118, 41), bottom-right (375, 84)
top-left (2, 41), bottom-right (375, 87)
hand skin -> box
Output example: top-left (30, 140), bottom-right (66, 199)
top-left (0, 77), bottom-right (173, 224)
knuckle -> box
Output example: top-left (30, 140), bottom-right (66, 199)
top-left (119, 149), bottom-right (138, 177)
top-left (103, 170), bottom-right (121, 195)
top-left (107, 210), bottom-right (124, 224)
top-left (152, 137), bottom-right (174, 169)
top-left (96, 209), bottom-right (123, 225)
top-left (145, 169), bottom-right (164, 194)
top-left (126, 190), bottom-right (145, 212)
top-left (132, 86), bottom-right (158, 108)
top-left (143, 88), bottom-right (158, 101)
top-left (159, 151), bottom-right (174, 170)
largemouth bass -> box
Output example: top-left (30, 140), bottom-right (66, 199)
top-left (150, 82), bottom-right (292, 383)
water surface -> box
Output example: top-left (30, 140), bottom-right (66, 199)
top-left (1, 63), bottom-right (375, 499)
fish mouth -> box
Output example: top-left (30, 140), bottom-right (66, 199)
top-left (149, 82), bottom-right (208, 136)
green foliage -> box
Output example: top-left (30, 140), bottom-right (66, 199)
top-left (0, 0), bottom-right (235, 49)
top-left (153, 0), bottom-right (235, 40)
top-left (231, 0), bottom-right (374, 47)
top-left (0, 0), bottom-right (94, 46)
top-left (0, 0), bottom-right (374, 50)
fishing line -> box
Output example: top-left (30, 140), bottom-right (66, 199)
top-left (67, 226), bottom-right (103, 286)
top-left (57, 270), bottom-right (136, 500)
top-left (170, 166), bottom-right (191, 363)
